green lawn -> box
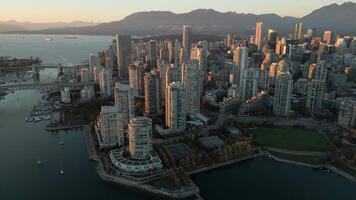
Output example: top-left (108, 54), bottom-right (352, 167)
top-left (270, 151), bottom-right (327, 165)
top-left (333, 162), bottom-right (356, 177)
top-left (147, 176), bottom-right (177, 189)
top-left (253, 127), bottom-right (334, 152)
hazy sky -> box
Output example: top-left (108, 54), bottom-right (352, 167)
top-left (0, 0), bottom-right (354, 23)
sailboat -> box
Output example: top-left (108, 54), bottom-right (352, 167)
top-left (60, 169), bottom-right (64, 175)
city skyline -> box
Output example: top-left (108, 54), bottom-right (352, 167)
top-left (0, 0), bottom-right (354, 23)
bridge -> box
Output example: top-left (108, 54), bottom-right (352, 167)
top-left (0, 82), bottom-right (94, 91)
top-left (0, 64), bottom-right (85, 71)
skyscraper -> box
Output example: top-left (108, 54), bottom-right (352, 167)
top-left (233, 47), bottom-right (249, 87)
top-left (267, 29), bottom-right (278, 49)
top-left (99, 68), bottom-right (113, 96)
top-left (128, 117), bottom-right (153, 160)
top-left (144, 69), bottom-right (161, 116)
top-left (165, 81), bottom-right (186, 131)
top-left (323, 31), bottom-right (334, 45)
top-left (294, 22), bottom-right (303, 40)
top-left (116, 34), bottom-right (132, 80)
top-left (255, 21), bottom-right (264, 51)
top-left (305, 80), bottom-right (325, 112)
top-left (88, 53), bottom-right (99, 80)
top-left (273, 72), bottom-right (293, 116)
top-left (338, 97), bottom-right (356, 128)
top-left (148, 40), bottom-right (158, 68)
top-left (114, 83), bottom-right (134, 131)
top-left (240, 68), bottom-right (260, 101)
top-left (182, 25), bottom-right (192, 50)
top-left (129, 63), bottom-right (145, 96)
top-left (182, 59), bottom-right (201, 114)
top-left (97, 106), bottom-right (124, 148)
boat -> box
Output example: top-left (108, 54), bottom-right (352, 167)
top-left (59, 141), bottom-right (64, 145)
top-left (64, 36), bottom-right (78, 39)
top-left (44, 38), bottom-right (54, 42)
top-left (37, 160), bottom-right (43, 165)
top-left (60, 170), bottom-right (64, 175)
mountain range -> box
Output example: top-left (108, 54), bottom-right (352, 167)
top-left (4, 2), bottom-right (356, 36)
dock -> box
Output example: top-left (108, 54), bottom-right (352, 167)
top-left (84, 126), bottom-right (98, 161)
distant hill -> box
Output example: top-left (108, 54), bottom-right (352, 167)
top-left (5, 2), bottom-right (356, 36)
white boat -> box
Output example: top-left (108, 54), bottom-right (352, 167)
top-left (60, 170), bottom-right (64, 175)
top-left (37, 160), bottom-right (43, 165)
top-left (44, 38), bottom-right (54, 42)
top-left (59, 141), bottom-right (64, 145)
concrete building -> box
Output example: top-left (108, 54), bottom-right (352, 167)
top-left (105, 45), bottom-right (115, 69)
top-left (305, 80), bottom-right (326, 112)
top-left (99, 68), bottom-right (113, 96)
top-left (96, 106), bottom-right (124, 148)
top-left (60, 87), bottom-right (71, 104)
top-left (93, 65), bottom-right (103, 84)
top-left (80, 86), bottom-right (94, 101)
top-left (255, 21), bottom-right (264, 51)
top-left (116, 34), bottom-right (132, 80)
top-left (182, 25), bottom-right (192, 50)
top-left (144, 69), bottom-right (161, 116)
top-left (88, 53), bottom-right (99, 80)
top-left (240, 68), bottom-right (260, 101)
top-left (114, 83), bottom-right (134, 131)
top-left (323, 30), bottom-right (334, 45)
top-left (148, 40), bottom-right (158, 68)
top-left (80, 67), bottom-right (91, 82)
top-left (128, 117), bottom-right (153, 160)
top-left (273, 72), bottom-right (293, 116)
top-left (338, 97), bottom-right (356, 128)
top-left (182, 59), bottom-right (201, 114)
top-left (165, 81), bottom-right (186, 131)
top-left (128, 63), bottom-right (144, 96)
top-left (233, 47), bottom-right (248, 87)
top-left (294, 22), bottom-right (303, 40)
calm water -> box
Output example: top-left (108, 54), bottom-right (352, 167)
top-left (0, 34), bottom-right (355, 200)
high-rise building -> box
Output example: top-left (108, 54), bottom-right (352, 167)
top-left (323, 31), bottom-right (334, 45)
top-left (88, 53), bottom-right (99, 80)
top-left (307, 62), bottom-right (328, 81)
top-left (144, 69), bottom-right (161, 116)
top-left (294, 22), bottom-right (303, 40)
top-left (99, 68), bottom-right (113, 96)
top-left (240, 68), bottom-right (260, 101)
top-left (305, 80), bottom-right (325, 112)
top-left (128, 63), bottom-right (144, 96)
top-left (233, 47), bottom-right (249, 87)
top-left (128, 117), bottom-right (153, 160)
top-left (165, 81), bottom-right (186, 131)
top-left (182, 25), bottom-right (192, 50)
top-left (255, 21), bottom-right (264, 50)
top-left (114, 83), bottom-right (134, 131)
top-left (97, 106), bottom-right (124, 148)
top-left (116, 34), bottom-right (132, 80)
top-left (338, 97), bottom-right (356, 128)
top-left (80, 67), bottom-right (91, 82)
top-left (93, 65), bottom-right (103, 84)
top-left (182, 60), bottom-right (201, 114)
top-left (267, 29), bottom-right (278, 49)
top-left (105, 45), bottom-right (115, 69)
top-left (60, 87), bottom-right (71, 104)
top-left (148, 40), bottom-right (158, 68)
top-left (273, 72), bottom-right (293, 116)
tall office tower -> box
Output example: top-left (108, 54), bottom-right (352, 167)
top-left (98, 106), bottom-right (124, 148)
top-left (80, 67), bottom-right (91, 82)
top-left (165, 81), bottom-right (186, 131)
top-left (179, 47), bottom-right (188, 67)
top-left (167, 40), bottom-right (175, 64)
top-left (105, 45), bottom-right (115, 69)
top-left (114, 83), bottom-right (134, 131)
top-left (93, 65), bottom-right (103, 84)
top-left (240, 68), bottom-right (260, 101)
top-left (306, 28), bottom-right (315, 38)
top-left (128, 117), bottom-right (153, 160)
top-left (116, 34), bottom-right (132, 80)
top-left (275, 38), bottom-right (287, 56)
top-left (294, 22), bottom-right (303, 40)
top-left (148, 40), bottom-right (158, 68)
top-left (174, 40), bottom-right (181, 66)
top-left (273, 72), bottom-right (293, 116)
top-left (255, 21), bottom-right (264, 51)
top-left (166, 64), bottom-right (180, 87)
top-left (307, 62), bottom-right (328, 81)
top-left (233, 47), bottom-right (249, 87)
top-left (128, 63), bottom-right (144, 96)
top-left (182, 25), bottom-right (192, 50)
top-left (182, 59), bottom-right (201, 114)
top-left (323, 31), bottom-right (334, 45)
top-left (305, 80), bottom-right (326, 112)
top-left (88, 53), bottom-right (99, 80)
top-left (338, 98), bottom-right (356, 128)
top-left (99, 68), bottom-right (113, 96)
top-left (158, 62), bottom-right (168, 100)
top-left (351, 38), bottom-right (356, 55)
top-left (267, 29), bottom-right (278, 49)
top-left (144, 69), bottom-right (161, 116)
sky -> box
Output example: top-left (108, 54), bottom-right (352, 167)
top-left (0, 0), bottom-right (354, 23)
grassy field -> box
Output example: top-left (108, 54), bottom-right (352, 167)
top-left (147, 176), bottom-right (177, 189)
top-left (253, 127), bottom-right (334, 152)
top-left (270, 151), bottom-right (326, 165)
top-left (333, 162), bottom-right (356, 177)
